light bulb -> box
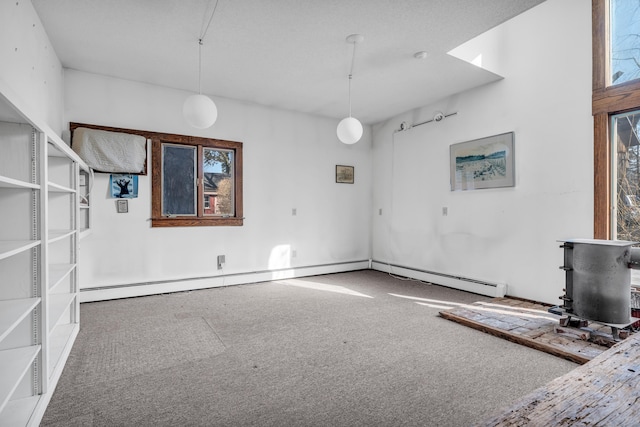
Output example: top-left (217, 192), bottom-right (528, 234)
top-left (337, 117), bottom-right (363, 144)
top-left (183, 94), bottom-right (218, 129)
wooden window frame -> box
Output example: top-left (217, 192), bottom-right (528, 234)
top-left (151, 135), bottom-right (243, 227)
top-left (592, 0), bottom-right (640, 238)
top-left (69, 122), bottom-right (243, 227)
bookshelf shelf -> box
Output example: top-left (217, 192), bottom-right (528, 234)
top-left (0, 79), bottom-right (87, 426)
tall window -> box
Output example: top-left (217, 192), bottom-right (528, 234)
top-left (612, 111), bottom-right (640, 240)
top-left (593, 0), bottom-right (640, 239)
top-left (610, 1), bottom-right (640, 85)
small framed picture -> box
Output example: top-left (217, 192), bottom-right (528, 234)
top-left (336, 165), bottom-right (354, 184)
top-left (110, 174), bottom-right (138, 198)
top-left (116, 199), bottom-right (129, 213)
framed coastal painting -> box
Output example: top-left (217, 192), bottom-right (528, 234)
top-left (450, 132), bottom-right (514, 191)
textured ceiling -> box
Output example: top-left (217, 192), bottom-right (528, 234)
top-left (31, 0), bottom-right (545, 124)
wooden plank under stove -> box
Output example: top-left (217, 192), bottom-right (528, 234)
top-left (439, 298), bottom-right (610, 364)
top-left (476, 334), bottom-right (640, 426)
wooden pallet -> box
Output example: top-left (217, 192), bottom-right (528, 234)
top-left (439, 297), bottom-right (612, 364)
top-left (477, 334), bottom-right (640, 426)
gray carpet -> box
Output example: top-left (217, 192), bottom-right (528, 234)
top-left (41, 270), bottom-right (576, 426)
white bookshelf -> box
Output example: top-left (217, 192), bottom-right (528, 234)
top-left (47, 294), bottom-right (76, 333)
top-left (48, 264), bottom-right (75, 292)
top-left (0, 176), bottom-right (39, 190)
top-left (47, 323), bottom-right (78, 378)
top-left (0, 240), bottom-right (40, 261)
top-left (0, 346), bottom-right (40, 413)
top-left (78, 168), bottom-right (91, 237)
top-left (47, 230), bottom-right (75, 244)
top-left (0, 79), bottom-right (88, 426)
top-left (47, 182), bottom-right (75, 193)
top-left (0, 396), bottom-right (40, 427)
top-left (0, 298), bottom-right (40, 342)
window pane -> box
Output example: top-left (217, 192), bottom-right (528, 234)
top-left (202, 148), bottom-right (235, 216)
top-left (610, 0), bottom-right (640, 85)
top-left (162, 144), bottom-right (196, 216)
top-left (613, 110), bottom-right (640, 240)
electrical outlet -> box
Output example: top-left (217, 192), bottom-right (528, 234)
top-left (291, 249), bottom-right (297, 258)
top-left (378, 208), bottom-right (382, 215)
top-left (292, 208), bottom-right (297, 216)
top-left (442, 207), bottom-right (448, 216)
top-left (217, 255), bottom-right (225, 270)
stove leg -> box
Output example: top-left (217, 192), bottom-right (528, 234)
top-left (611, 326), bottom-right (619, 340)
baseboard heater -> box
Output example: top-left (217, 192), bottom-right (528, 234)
top-left (370, 260), bottom-right (507, 298)
top-left (80, 259), bottom-right (505, 302)
top-left (80, 260), bottom-right (370, 302)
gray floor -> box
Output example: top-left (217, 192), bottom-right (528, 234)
top-left (42, 270), bottom-right (577, 426)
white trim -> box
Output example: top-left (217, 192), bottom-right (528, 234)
top-left (79, 261), bottom-right (370, 302)
top-left (371, 261), bottom-right (507, 298)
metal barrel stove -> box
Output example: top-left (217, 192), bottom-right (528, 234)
top-left (558, 239), bottom-right (640, 338)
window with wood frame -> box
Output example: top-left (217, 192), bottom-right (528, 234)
top-left (151, 136), bottom-right (243, 227)
top-left (69, 122), bottom-right (243, 227)
top-left (593, 0), bottom-right (640, 239)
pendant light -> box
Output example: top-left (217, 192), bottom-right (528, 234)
top-left (183, 1), bottom-right (220, 129)
top-left (337, 34), bottom-right (364, 145)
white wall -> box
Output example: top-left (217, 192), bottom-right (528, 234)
top-left (0, 0), bottom-right (64, 134)
top-left (65, 70), bottom-right (372, 290)
top-left (2, 0), bottom-right (593, 303)
top-left (371, 0), bottom-right (593, 304)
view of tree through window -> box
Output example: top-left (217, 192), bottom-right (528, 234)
top-left (610, 1), bottom-right (640, 241)
top-left (611, 0), bottom-right (640, 85)
top-left (203, 148), bottom-right (234, 216)
top-left (615, 111), bottom-right (640, 241)
top-left (594, 1), bottom-right (640, 239)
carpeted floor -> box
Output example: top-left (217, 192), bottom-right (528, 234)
top-left (41, 270), bottom-right (577, 426)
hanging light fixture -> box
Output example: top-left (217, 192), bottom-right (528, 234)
top-left (337, 34), bottom-right (364, 145)
top-left (183, 1), bottom-right (220, 129)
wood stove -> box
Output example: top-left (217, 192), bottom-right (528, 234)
top-left (557, 239), bottom-right (639, 339)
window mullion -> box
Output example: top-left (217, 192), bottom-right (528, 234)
top-left (197, 144), bottom-right (204, 218)
top-left (595, 112), bottom-right (611, 239)
top-left (592, 0), bottom-right (607, 94)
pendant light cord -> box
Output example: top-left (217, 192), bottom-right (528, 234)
top-left (349, 39), bottom-right (358, 76)
top-left (347, 40), bottom-right (358, 118)
top-left (348, 75), bottom-right (353, 117)
top-left (200, 0), bottom-right (220, 41)
top-left (194, 0), bottom-right (220, 95)
top-left (198, 39), bottom-right (203, 94)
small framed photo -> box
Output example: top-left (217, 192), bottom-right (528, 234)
top-left (116, 199), bottom-right (129, 213)
top-left (336, 165), bottom-right (354, 184)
